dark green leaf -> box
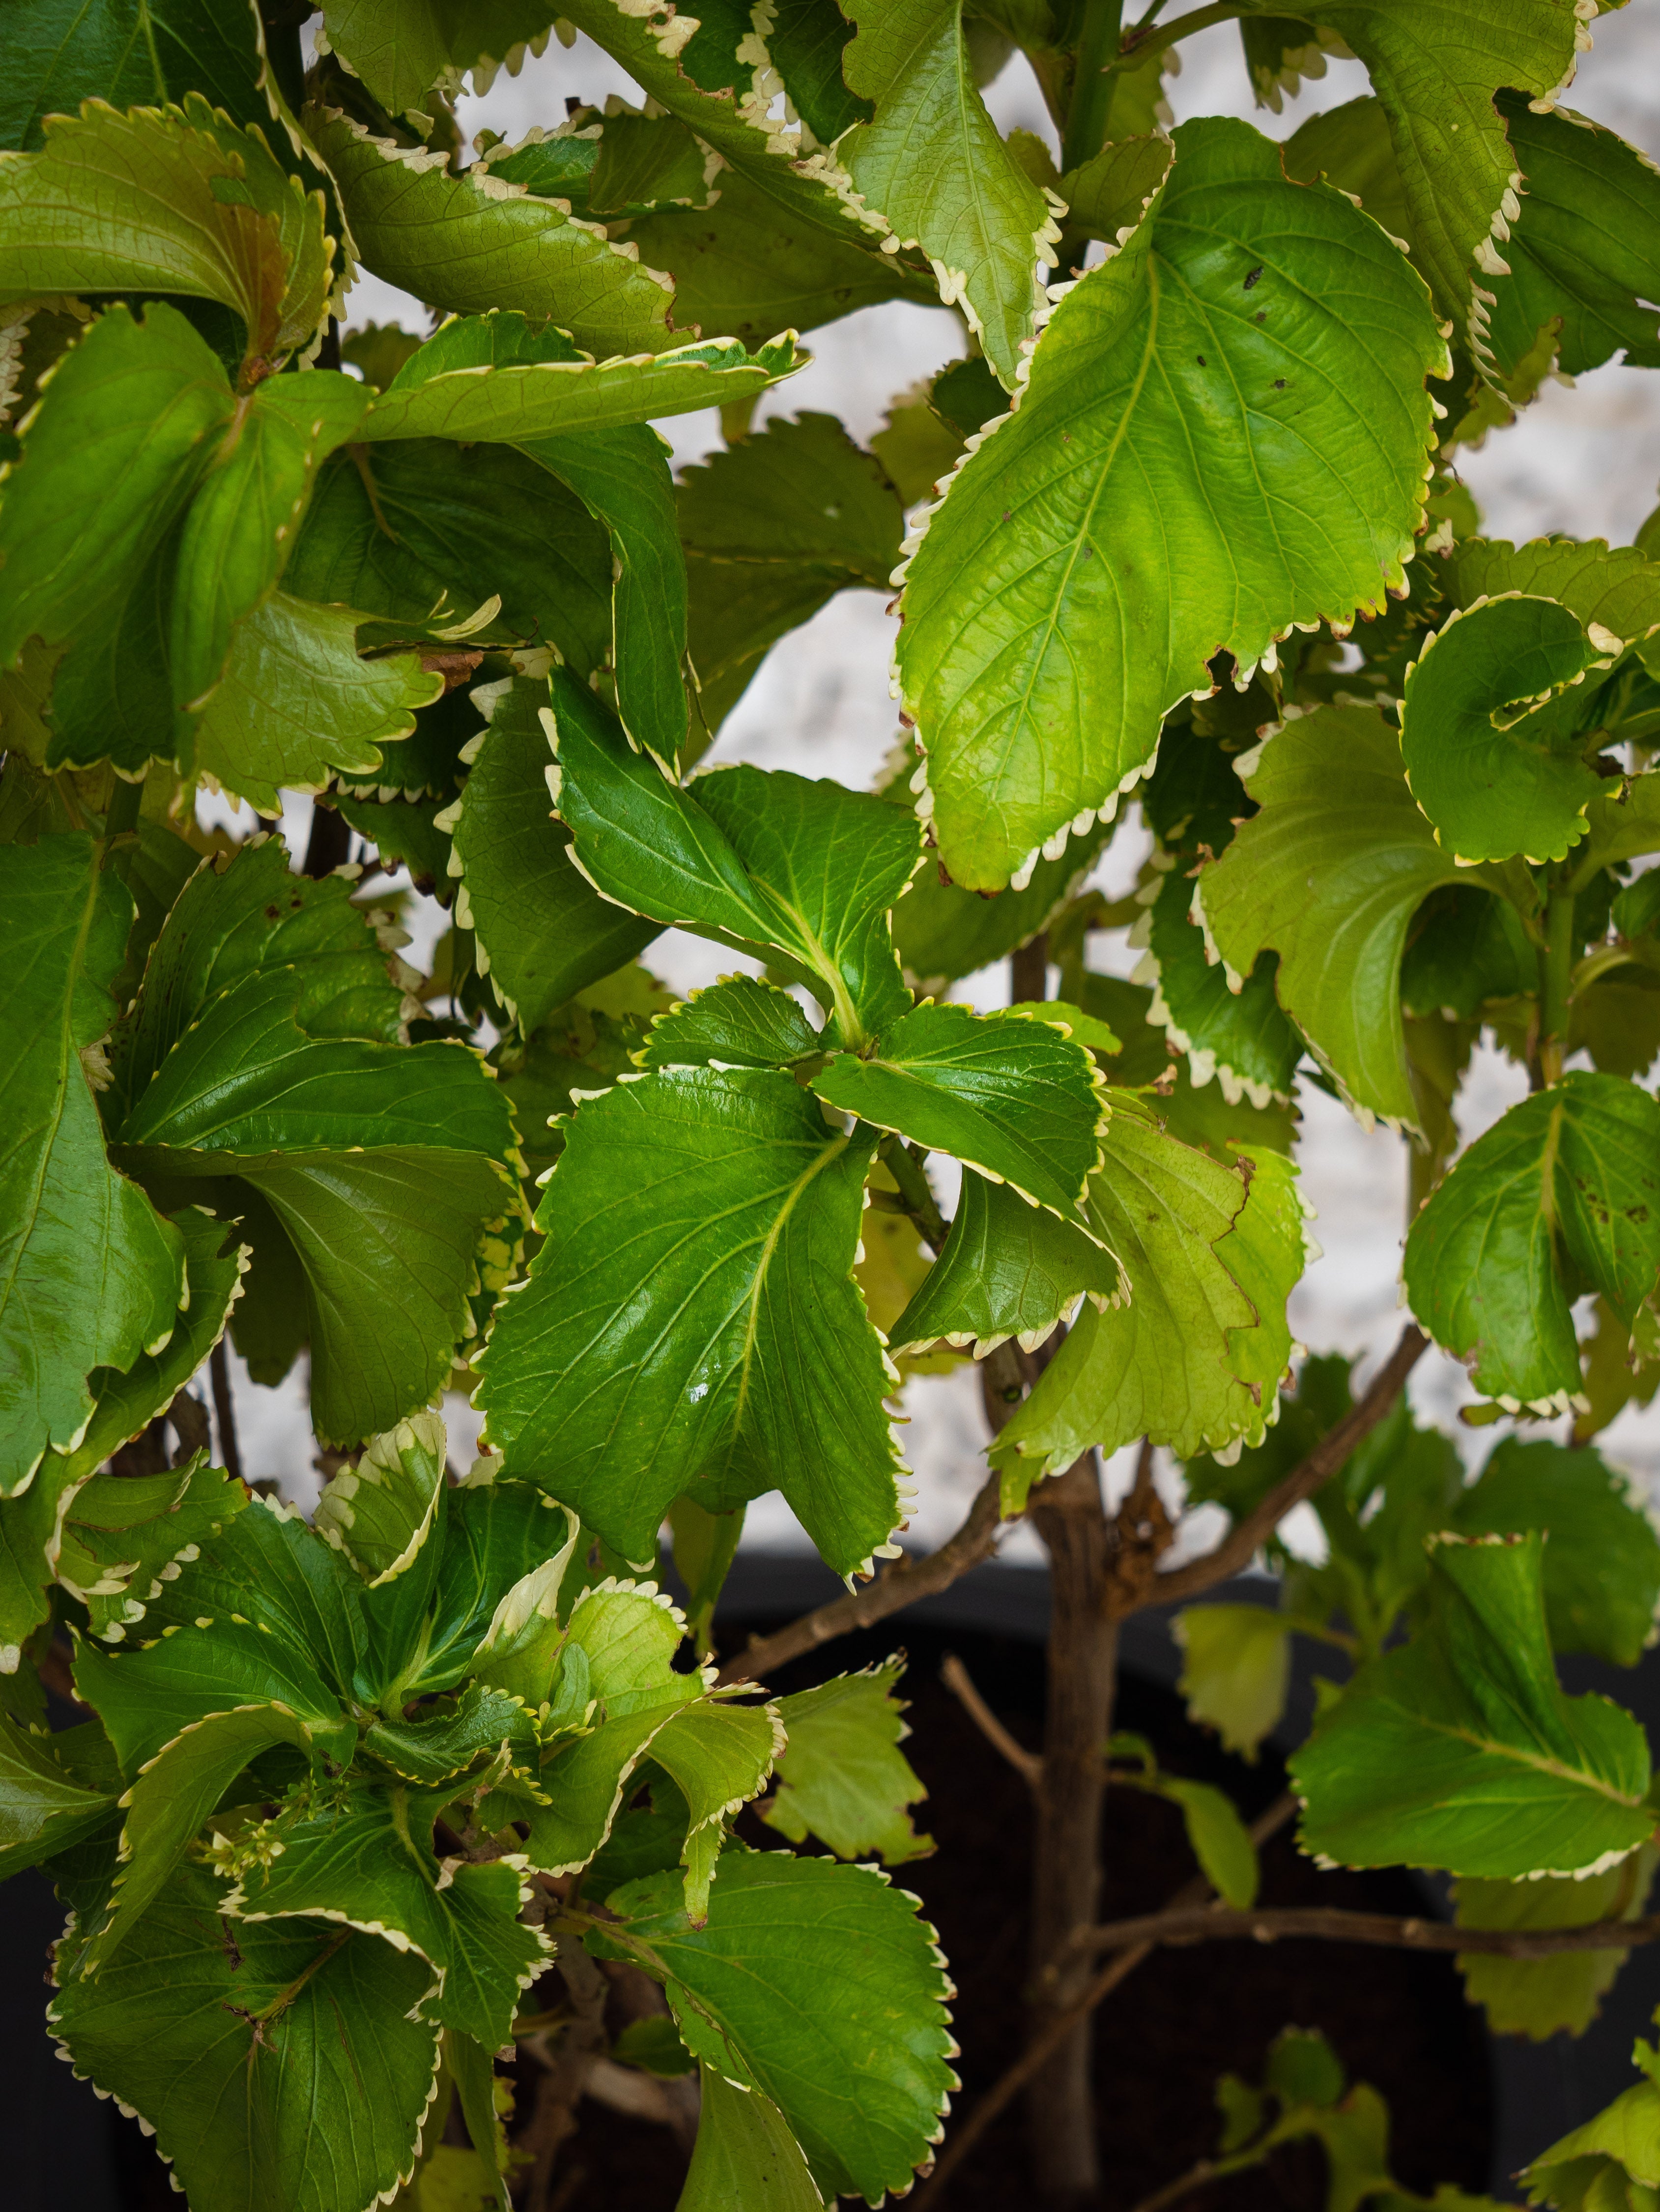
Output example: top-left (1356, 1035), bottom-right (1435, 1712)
top-left (317, 0), bottom-right (562, 118)
top-left (677, 413), bottom-right (904, 742)
top-left (888, 1167), bottom-right (1122, 1357)
top-left (1487, 95), bottom-right (1660, 377)
top-left (810, 1002), bottom-right (1105, 1216)
top-left (314, 1408), bottom-right (446, 1585)
top-left (0, 833), bottom-right (183, 1495)
top-left (1290, 1534), bottom-right (1655, 1879)
top-left (1, 0), bottom-right (272, 151)
top-left (477, 1071), bottom-right (905, 1577)
top-left (225, 1790), bottom-right (549, 2050)
top-left (636, 977), bottom-right (822, 1070)
top-left (446, 673), bottom-right (660, 1033)
top-left (1453, 1437), bottom-right (1660, 1667)
top-left (1140, 867), bottom-right (1303, 1107)
top-left (1403, 1073), bottom-right (1660, 1413)
top-left (52, 1867), bottom-right (443, 2212)
top-left (0, 1712), bottom-right (118, 1879)
top-left (548, 667), bottom-right (920, 1045)
top-left (601, 1848), bottom-right (955, 2206)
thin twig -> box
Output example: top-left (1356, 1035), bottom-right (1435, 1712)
top-left (1128, 2156), bottom-right (1225, 2212)
top-left (1122, 1325), bottom-right (1428, 1617)
top-left (941, 1654), bottom-right (1042, 1789)
top-left (913, 1795), bottom-right (1297, 2208)
top-left (716, 1472), bottom-right (1006, 1686)
top-left (1068, 1901), bottom-right (1660, 1964)
top-left (209, 1340), bottom-right (244, 1487)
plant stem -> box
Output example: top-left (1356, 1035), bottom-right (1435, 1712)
top-left (1115, 0), bottom-right (1242, 65)
top-left (1064, 1900), bottom-right (1660, 1963)
top-left (210, 1339), bottom-right (245, 1487)
top-left (1026, 1448), bottom-right (1115, 2202)
top-left (914, 1796), bottom-right (1297, 2206)
top-left (1060, 0), bottom-right (1124, 174)
top-left (1122, 1324), bottom-right (1428, 1614)
top-left (100, 774), bottom-right (143, 882)
top-left (715, 1471), bottom-right (1007, 1685)
top-left (1537, 878), bottom-right (1577, 1088)
top-left (941, 1652), bottom-right (1043, 1789)
top-left (880, 1135), bottom-right (949, 1253)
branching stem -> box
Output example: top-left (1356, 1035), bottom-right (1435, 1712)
top-left (1065, 1901), bottom-right (1660, 1964)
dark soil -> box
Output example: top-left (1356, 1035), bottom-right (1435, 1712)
top-left (104, 1614), bottom-right (1494, 2211)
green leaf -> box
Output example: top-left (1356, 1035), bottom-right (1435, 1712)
top-left (1173, 1603), bottom-right (1293, 1763)
top-left (516, 419), bottom-right (687, 768)
top-left (810, 1002), bottom-right (1105, 1216)
top-left (477, 1070), bottom-right (906, 1578)
top-left (1197, 703), bottom-right (1524, 1130)
top-left (1281, 95), bottom-right (1416, 252)
top-left (601, 1849), bottom-right (955, 2206)
top-left (679, 2064), bottom-right (827, 2212)
top-left (1140, 867), bottom-right (1303, 1108)
top-left (0, 304), bottom-right (231, 776)
top-left (314, 1408), bottom-right (446, 1585)
top-left (888, 1167), bottom-right (1123, 1358)
top-left (1456, 1846), bottom-right (1659, 2041)
top-left (637, 976), bottom-right (823, 1071)
top-left (189, 588), bottom-right (442, 813)
top-left (1059, 134), bottom-right (1174, 247)
top-left (286, 434), bottom-right (614, 675)
top-left (52, 1866), bottom-right (443, 2212)
top-left (2, 0), bottom-right (275, 152)
top-left (897, 116), bottom-right (1445, 890)
top-left (677, 413), bottom-right (904, 742)
top-left (128, 1488), bottom-right (367, 1696)
top-left (628, 165), bottom-right (929, 357)
top-left (650, 1698), bottom-right (784, 1920)
top-left (1403, 1073), bottom-right (1660, 1414)
top-left (838, 0), bottom-right (1055, 387)
top-left (1452, 1437), bottom-right (1660, 1668)
top-left (992, 1104), bottom-right (1306, 1485)
top-left (1290, 1533), bottom-right (1655, 1880)
top-left (168, 369), bottom-right (372, 723)
top-left (1486, 96), bottom-right (1660, 378)
top-left (0, 1203), bottom-right (244, 1660)
top-left (445, 674), bottom-right (660, 1033)
top-left (0, 1711), bottom-right (118, 1878)
top-left (0, 95), bottom-right (330, 366)
top-left (105, 839), bottom-right (521, 1445)
top-left (1154, 1776), bottom-right (1259, 1909)
top-left (0, 833), bottom-right (185, 1495)
top-left (75, 1608), bottom-right (353, 1777)
top-left (889, 813), bottom-right (1114, 990)
top-left (522, 1585), bottom-right (707, 1873)
top-left (308, 105), bottom-right (673, 358)
top-left (363, 1480), bottom-right (577, 1704)
top-left (1255, 0), bottom-right (1583, 350)
top-left (768, 0), bottom-right (871, 144)
top-left (60, 1452), bottom-right (249, 1645)
top-left (761, 1659), bottom-right (934, 1865)
top-left (1399, 596), bottom-right (1622, 865)
top-left (318, 0), bottom-right (559, 117)
top-left (362, 1681), bottom-right (539, 1786)
top-left (357, 320), bottom-right (799, 446)
top-left (1523, 2050), bottom-right (1660, 2212)
top-left (85, 1700), bottom-right (320, 1972)
top-left (1443, 535), bottom-right (1660, 660)
top-left (226, 1790), bottom-right (549, 2049)
top-left (548, 667), bottom-right (921, 1045)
